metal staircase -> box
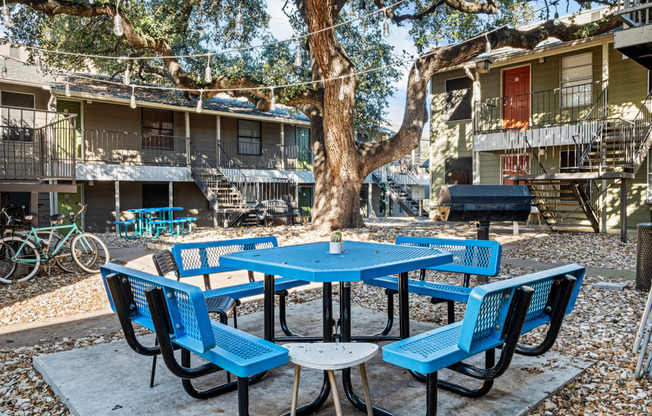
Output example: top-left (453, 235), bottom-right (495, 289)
top-left (615, 0), bottom-right (652, 70)
top-left (371, 169), bottom-right (428, 217)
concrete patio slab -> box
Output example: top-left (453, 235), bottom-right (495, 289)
top-left (34, 300), bottom-right (592, 416)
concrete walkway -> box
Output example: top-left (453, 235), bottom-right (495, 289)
top-left (34, 300), bottom-right (592, 416)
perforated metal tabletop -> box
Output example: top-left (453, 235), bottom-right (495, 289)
top-left (219, 241), bottom-right (453, 282)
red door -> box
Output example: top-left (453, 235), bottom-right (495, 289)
top-left (503, 66), bottom-right (530, 130)
top-left (503, 155), bottom-right (529, 185)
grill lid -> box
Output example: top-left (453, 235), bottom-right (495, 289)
top-left (438, 185), bottom-right (532, 222)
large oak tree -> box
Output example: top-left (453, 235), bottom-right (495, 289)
top-left (7, 0), bottom-right (622, 230)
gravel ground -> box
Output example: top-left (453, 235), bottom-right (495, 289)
top-left (0, 219), bottom-right (648, 415)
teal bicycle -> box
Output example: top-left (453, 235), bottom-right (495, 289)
top-left (0, 203), bottom-right (110, 284)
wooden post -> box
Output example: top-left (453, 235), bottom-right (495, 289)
top-left (115, 181), bottom-right (120, 222)
top-left (280, 123), bottom-right (285, 170)
top-left (621, 179), bottom-right (627, 243)
top-left (185, 112), bottom-right (191, 165)
top-left (216, 114), bottom-right (221, 167)
top-left (30, 192), bottom-right (38, 226)
top-left (368, 183), bottom-right (373, 217)
top-left (168, 182), bottom-right (173, 207)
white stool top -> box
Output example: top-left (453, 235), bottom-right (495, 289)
top-left (282, 343), bottom-right (379, 371)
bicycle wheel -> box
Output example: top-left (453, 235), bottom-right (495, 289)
top-left (0, 235), bottom-right (41, 283)
top-left (0, 241), bottom-right (17, 283)
top-left (71, 233), bottom-right (110, 273)
top-left (54, 239), bottom-right (77, 273)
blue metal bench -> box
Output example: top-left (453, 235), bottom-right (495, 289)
top-left (113, 220), bottom-right (136, 238)
top-left (170, 237), bottom-right (310, 336)
top-left (365, 237), bottom-right (502, 330)
top-left (382, 264), bottom-right (584, 416)
top-left (101, 264), bottom-right (288, 415)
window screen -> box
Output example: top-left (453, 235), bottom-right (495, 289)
top-left (238, 119), bottom-right (261, 155)
top-left (142, 109), bottom-right (174, 150)
top-left (561, 52), bottom-right (593, 107)
top-left (445, 157), bottom-right (472, 184)
top-left (1, 91), bottom-right (35, 142)
top-left (445, 77), bottom-right (473, 121)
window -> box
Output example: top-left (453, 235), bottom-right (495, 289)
top-left (142, 109), bottom-right (174, 150)
top-left (1, 91), bottom-right (35, 142)
top-left (238, 120), bottom-right (261, 155)
top-left (561, 52), bottom-right (593, 107)
top-left (445, 77), bottom-right (473, 121)
top-left (445, 157), bottom-right (472, 184)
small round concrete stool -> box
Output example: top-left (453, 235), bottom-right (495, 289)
top-left (283, 342), bottom-right (378, 416)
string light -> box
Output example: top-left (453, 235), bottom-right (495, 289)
top-left (114, 0), bottom-right (124, 37)
top-left (204, 56), bottom-right (212, 82)
top-left (130, 85), bottom-right (136, 108)
top-left (1, 58), bottom-right (6, 79)
top-left (484, 33), bottom-right (492, 54)
top-left (269, 88), bottom-right (275, 110)
top-left (358, 0), bottom-right (366, 20)
top-left (382, 11), bottom-right (391, 38)
top-left (123, 66), bottom-right (130, 85)
top-left (414, 60), bottom-right (420, 82)
top-left (338, 79), bottom-right (345, 101)
top-left (553, 12), bottom-right (561, 26)
top-left (196, 89), bottom-right (203, 113)
top-left (65, 77), bottom-right (71, 96)
top-left (294, 46), bottom-right (302, 69)
top-left (35, 55), bottom-right (43, 74)
top-left (234, 6), bottom-right (244, 36)
top-left (2, 0), bottom-right (13, 28)
top-left (24, 0), bottom-right (409, 62)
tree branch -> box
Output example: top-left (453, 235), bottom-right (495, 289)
top-left (374, 0), bottom-right (498, 23)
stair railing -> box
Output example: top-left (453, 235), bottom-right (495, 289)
top-left (574, 87), bottom-right (609, 169)
top-left (632, 91), bottom-right (652, 172)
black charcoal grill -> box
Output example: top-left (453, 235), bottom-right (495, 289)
top-left (438, 185), bottom-right (532, 240)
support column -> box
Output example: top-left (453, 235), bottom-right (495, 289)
top-left (472, 71), bottom-right (482, 185)
top-left (368, 183), bottom-right (373, 218)
top-left (185, 112), bottom-right (191, 165)
top-left (280, 123), bottom-right (285, 170)
top-left (115, 181), bottom-right (120, 223)
top-left (621, 179), bottom-right (627, 243)
top-left (216, 115), bottom-right (221, 167)
top-left (602, 42), bottom-right (610, 93)
top-left (168, 182), bottom-right (173, 207)
top-left (30, 192), bottom-right (38, 226)
top-left (601, 179), bottom-right (607, 233)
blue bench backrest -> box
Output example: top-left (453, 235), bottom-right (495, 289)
top-left (101, 263), bottom-right (216, 354)
top-left (395, 236), bottom-right (501, 277)
top-left (457, 263), bottom-right (584, 355)
top-left (171, 237), bottom-right (278, 278)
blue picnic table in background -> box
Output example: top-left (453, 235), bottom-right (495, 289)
top-left (114, 207), bottom-right (195, 238)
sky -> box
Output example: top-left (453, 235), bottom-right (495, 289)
top-left (265, 0), bottom-right (422, 132)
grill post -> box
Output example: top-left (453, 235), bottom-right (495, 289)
top-left (476, 221), bottom-right (490, 240)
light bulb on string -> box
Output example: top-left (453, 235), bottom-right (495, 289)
top-left (294, 47), bottom-right (302, 69)
top-left (414, 60), bottom-right (420, 82)
top-left (553, 12), bottom-right (561, 26)
top-left (1, 58), bottom-right (7, 79)
top-left (234, 6), bottom-right (244, 36)
top-left (382, 15), bottom-right (391, 38)
top-left (204, 56), bottom-right (212, 83)
top-left (338, 79), bottom-right (345, 101)
top-left (270, 88), bottom-right (276, 111)
top-left (35, 55), bottom-right (43, 74)
top-left (484, 33), bottom-right (492, 54)
top-left (114, 0), bottom-right (124, 37)
top-left (2, 0), bottom-right (13, 28)
top-left (65, 78), bottom-right (71, 97)
top-left (123, 66), bottom-right (130, 85)
top-left (130, 85), bottom-right (137, 109)
top-left (358, 0), bottom-right (366, 19)
top-left (196, 89), bottom-right (203, 113)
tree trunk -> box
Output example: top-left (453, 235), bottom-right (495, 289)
top-left (310, 92), bottom-right (365, 231)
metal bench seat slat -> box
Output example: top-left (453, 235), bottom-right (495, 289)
top-left (365, 276), bottom-right (472, 302)
top-left (204, 277), bottom-right (309, 300)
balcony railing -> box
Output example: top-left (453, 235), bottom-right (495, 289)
top-left (216, 139), bottom-right (313, 171)
top-left (0, 106), bottom-right (77, 181)
top-left (474, 82), bottom-right (608, 134)
top-left (618, 0), bottom-right (652, 26)
top-left (82, 129), bottom-right (188, 166)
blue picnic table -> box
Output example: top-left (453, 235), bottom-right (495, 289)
top-left (116, 207), bottom-right (194, 238)
top-left (219, 240), bottom-right (453, 416)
